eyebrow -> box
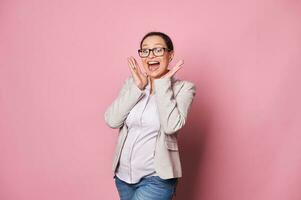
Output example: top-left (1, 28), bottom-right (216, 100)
top-left (142, 43), bottom-right (164, 47)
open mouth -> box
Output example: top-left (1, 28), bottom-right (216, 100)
top-left (147, 61), bottom-right (160, 71)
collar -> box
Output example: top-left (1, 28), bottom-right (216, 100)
top-left (145, 81), bottom-right (151, 91)
top-left (145, 75), bottom-right (177, 91)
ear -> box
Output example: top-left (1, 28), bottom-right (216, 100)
top-left (169, 51), bottom-right (174, 63)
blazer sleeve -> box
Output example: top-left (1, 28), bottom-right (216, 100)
top-left (154, 77), bottom-right (196, 135)
top-left (104, 76), bottom-right (146, 129)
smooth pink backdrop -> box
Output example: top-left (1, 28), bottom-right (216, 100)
top-left (1, 0), bottom-right (301, 200)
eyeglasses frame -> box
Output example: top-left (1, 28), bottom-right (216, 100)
top-left (137, 47), bottom-right (172, 58)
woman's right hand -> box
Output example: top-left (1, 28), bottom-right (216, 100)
top-left (127, 56), bottom-right (148, 90)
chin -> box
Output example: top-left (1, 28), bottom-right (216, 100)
top-left (148, 70), bottom-right (164, 78)
top-left (148, 66), bottom-right (167, 77)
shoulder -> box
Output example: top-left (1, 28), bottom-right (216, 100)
top-left (170, 77), bottom-right (196, 98)
top-left (121, 75), bottom-right (134, 87)
top-left (174, 77), bottom-right (196, 91)
top-left (124, 75), bottom-right (133, 83)
top-left (123, 75), bottom-right (196, 91)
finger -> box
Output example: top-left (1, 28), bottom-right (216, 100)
top-left (174, 59), bottom-right (184, 68)
top-left (163, 60), bottom-right (184, 78)
top-left (171, 59), bottom-right (184, 73)
top-left (131, 57), bottom-right (145, 79)
top-left (133, 57), bottom-right (140, 70)
top-left (128, 57), bottom-right (136, 69)
top-left (128, 61), bottom-right (140, 81)
top-left (133, 58), bottom-right (144, 76)
top-left (132, 57), bottom-right (140, 71)
top-left (169, 65), bottom-right (182, 77)
top-left (127, 57), bottom-right (136, 71)
top-left (127, 58), bottom-right (137, 74)
top-left (129, 57), bottom-right (136, 69)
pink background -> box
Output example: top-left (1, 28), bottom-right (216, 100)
top-left (1, 0), bottom-right (301, 200)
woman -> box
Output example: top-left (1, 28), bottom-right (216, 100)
top-left (104, 31), bottom-right (196, 200)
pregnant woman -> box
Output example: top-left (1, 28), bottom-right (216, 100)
top-left (104, 31), bottom-right (196, 200)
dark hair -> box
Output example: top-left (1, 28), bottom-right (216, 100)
top-left (140, 31), bottom-right (174, 51)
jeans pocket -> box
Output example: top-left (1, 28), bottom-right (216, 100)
top-left (152, 176), bottom-right (178, 186)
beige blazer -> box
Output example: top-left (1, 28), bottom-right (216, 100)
top-left (104, 75), bottom-right (196, 179)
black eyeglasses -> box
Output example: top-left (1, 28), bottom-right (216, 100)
top-left (138, 47), bottom-right (171, 58)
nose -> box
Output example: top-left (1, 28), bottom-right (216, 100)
top-left (148, 50), bottom-right (155, 58)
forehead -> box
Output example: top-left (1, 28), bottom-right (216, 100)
top-left (142, 35), bottom-right (166, 47)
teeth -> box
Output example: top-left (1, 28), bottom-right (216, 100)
top-left (148, 61), bottom-right (160, 64)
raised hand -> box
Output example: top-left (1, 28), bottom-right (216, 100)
top-left (161, 59), bottom-right (184, 79)
top-left (127, 56), bottom-right (148, 90)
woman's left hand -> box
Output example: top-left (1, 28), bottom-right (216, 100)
top-left (161, 59), bottom-right (184, 79)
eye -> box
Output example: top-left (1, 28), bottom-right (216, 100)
top-left (141, 49), bottom-right (149, 53)
top-left (154, 47), bottom-right (164, 53)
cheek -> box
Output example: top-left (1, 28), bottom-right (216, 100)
top-left (141, 59), bottom-right (147, 67)
top-left (160, 57), bottom-right (169, 68)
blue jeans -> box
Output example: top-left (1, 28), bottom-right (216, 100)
top-left (114, 175), bottom-right (178, 200)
